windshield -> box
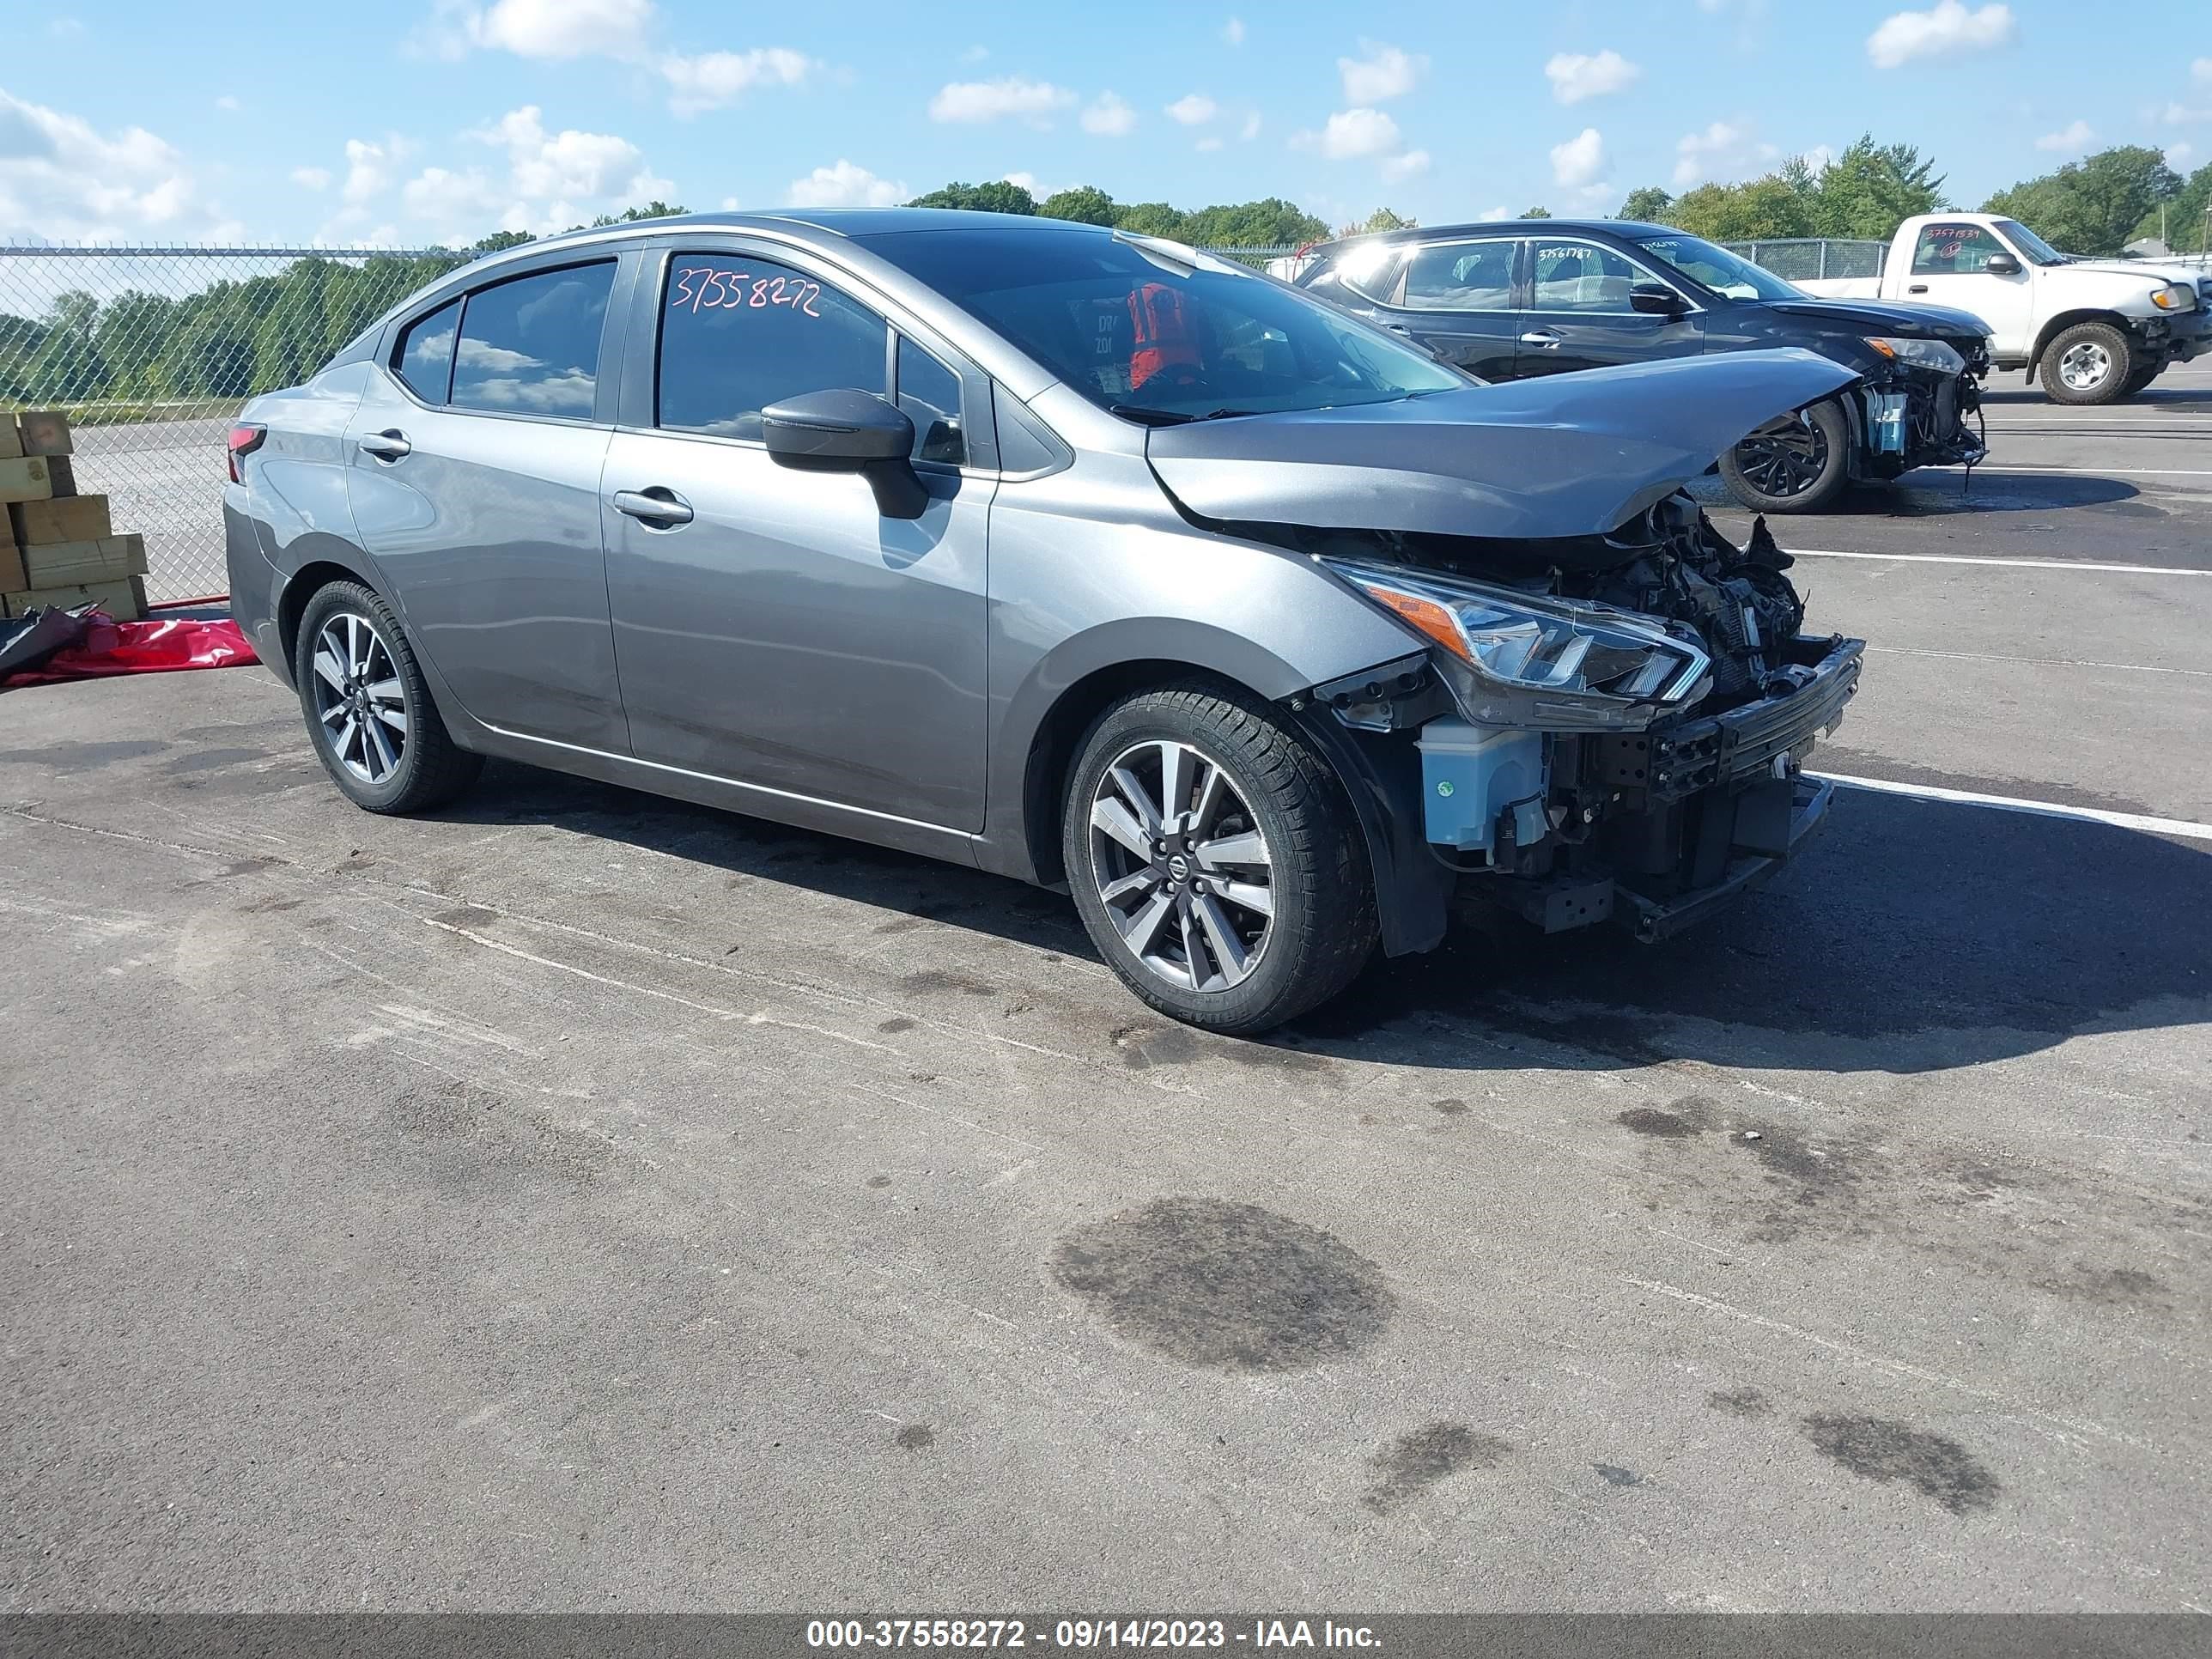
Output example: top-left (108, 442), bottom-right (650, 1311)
top-left (1621, 232), bottom-right (1802, 301)
top-left (862, 228), bottom-right (1466, 419)
top-left (1993, 219), bottom-right (2067, 265)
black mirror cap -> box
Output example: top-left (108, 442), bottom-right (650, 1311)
top-left (762, 388), bottom-right (915, 467)
top-left (1629, 282), bottom-right (1686, 317)
top-left (1984, 254), bottom-right (2021, 276)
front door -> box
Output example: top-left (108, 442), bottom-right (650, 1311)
top-left (345, 258), bottom-right (628, 750)
top-left (1517, 239), bottom-right (1705, 378)
top-left (602, 247), bottom-right (991, 831)
top-left (1901, 221), bottom-right (2036, 356)
top-left (1379, 236), bottom-right (1523, 380)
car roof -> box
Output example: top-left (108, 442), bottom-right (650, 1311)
top-left (500, 207), bottom-right (1113, 263)
top-left (1315, 218), bottom-right (1673, 254)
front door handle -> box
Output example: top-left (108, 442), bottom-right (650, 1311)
top-left (611, 488), bottom-right (694, 526)
top-left (1519, 331), bottom-right (1562, 347)
top-left (1907, 284), bottom-right (1929, 295)
top-left (357, 429), bottom-right (411, 460)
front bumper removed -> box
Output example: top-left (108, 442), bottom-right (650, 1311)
top-left (1612, 774), bottom-right (1835, 942)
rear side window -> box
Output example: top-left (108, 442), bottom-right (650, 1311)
top-left (896, 336), bottom-right (966, 465)
top-left (658, 253), bottom-right (888, 440)
top-left (392, 298), bottom-right (459, 402)
top-left (1912, 223), bottom-right (2009, 275)
top-left (450, 261), bottom-right (616, 417)
top-left (1401, 241), bottom-right (1516, 311)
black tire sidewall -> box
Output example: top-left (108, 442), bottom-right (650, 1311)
top-left (1060, 688), bottom-right (1367, 1033)
top-left (2041, 323), bottom-right (2132, 405)
top-left (295, 582), bottom-right (433, 812)
top-left (1721, 397), bottom-right (1851, 514)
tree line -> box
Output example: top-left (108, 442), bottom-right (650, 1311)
top-left (905, 180), bottom-right (1330, 251)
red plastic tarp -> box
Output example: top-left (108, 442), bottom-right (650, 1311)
top-left (1, 609), bottom-right (260, 688)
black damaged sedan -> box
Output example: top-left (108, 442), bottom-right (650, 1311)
top-left (1294, 218), bottom-right (1992, 514)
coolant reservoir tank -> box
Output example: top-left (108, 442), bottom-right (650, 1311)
top-left (1416, 719), bottom-right (1547, 856)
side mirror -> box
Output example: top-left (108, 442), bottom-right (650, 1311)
top-left (1629, 282), bottom-right (1686, 318)
top-left (1984, 254), bottom-right (2021, 276)
top-left (761, 389), bottom-right (927, 519)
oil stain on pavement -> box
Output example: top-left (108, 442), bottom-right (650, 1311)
top-left (1800, 1414), bottom-right (2001, 1515)
top-left (1362, 1423), bottom-right (1512, 1515)
top-left (1049, 1196), bottom-right (1394, 1371)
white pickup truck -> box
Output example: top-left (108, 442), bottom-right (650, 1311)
top-left (1772, 213), bottom-right (2211, 404)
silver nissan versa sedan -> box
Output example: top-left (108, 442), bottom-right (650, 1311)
top-left (225, 209), bottom-right (1865, 1034)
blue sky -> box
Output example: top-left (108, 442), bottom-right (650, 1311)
top-left (2, 1), bottom-right (2207, 247)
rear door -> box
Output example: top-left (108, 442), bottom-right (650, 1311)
top-left (345, 254), bottom-right (631, 750)
top-left (600, 242), bottom-right (993, 830)
top-left (1517, 238), bottom-right (1704, 378)
top-left (1373, 236), bottom-right (1523, 380)
top-left (1900, 221), bottom-right (2035, 356)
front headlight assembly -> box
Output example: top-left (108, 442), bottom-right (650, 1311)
top-left (1322, 558), bottom-right (1712, 731)
top-left (1864, 336), bottom-right (1966, 374)
top-left (2149, 283), bottom-right (2197, 312)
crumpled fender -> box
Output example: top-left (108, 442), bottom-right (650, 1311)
top-left (1145, 347), bottom-right (1860, 541)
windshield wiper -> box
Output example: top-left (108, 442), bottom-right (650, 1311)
top-left (1109, 404), bottom-right (1258, 426)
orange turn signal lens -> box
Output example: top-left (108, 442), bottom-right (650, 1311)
top-left (1355, 581), bottom-right (1468, 660)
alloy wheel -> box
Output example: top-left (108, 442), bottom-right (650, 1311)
top-left (309, 611), bottom-right (409, 785)
top-left (1088, 739), bottom-right (1274, 993)
top-left (1732, 416), bottom-right (1830, 498)
top-left (2058, 340), bottom-right (2112, 392)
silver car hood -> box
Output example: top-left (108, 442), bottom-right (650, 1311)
top-left (1145, 348), bottom-right (1858, 542)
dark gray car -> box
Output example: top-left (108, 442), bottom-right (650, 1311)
top-left (225, 210), bottom-right (1865, 1034)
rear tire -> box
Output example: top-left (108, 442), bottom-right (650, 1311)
top-left (1721, 397), bottom-right (1852, 515)
top-left (1062, 683), bottom-right (1376, 1036)
top-left (295, 580), bottom-right (482, 814)
top-left (2039, 321), bottom-right (2133, 405)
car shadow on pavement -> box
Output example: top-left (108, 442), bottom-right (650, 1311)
top-left (434, 763), bottom-right (2208, 1080)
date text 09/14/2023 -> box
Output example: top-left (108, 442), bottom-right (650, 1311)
top-left (804, 1619), bottom-right (1382, 1650)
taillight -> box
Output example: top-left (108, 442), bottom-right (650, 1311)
top-left (227, 422), bottom-right (265, 483)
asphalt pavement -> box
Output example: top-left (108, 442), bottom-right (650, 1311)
top-left (3, 362), bottom-right (2208, 1614)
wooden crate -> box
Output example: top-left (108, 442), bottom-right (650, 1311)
top-left (0, 419), bottom-right (21, 462)
top-left (4, 574), bottom-right (147, 623)
top-left (15, 410), bottom-right (74, 457)
top-left (9, 494), bottom-right (112, 544)
top-left (46, 455), bottom-right (77, 495)
top-left (0, 455), bottom-right (54, 505)
top-left (0, 538), bottom-right (23, 593)
top-left (22, 534), bottom-right (148, 588)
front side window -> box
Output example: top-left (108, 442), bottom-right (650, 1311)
top-left (896, 336), bottom-right (966, 465)
top-left (865, 228), bottom-right (1464, 421)
top-left (658, 253), bottom-right (888, 439)
top-left (449, 262), bottom-right (615, 416)
top-left (1625, 233), bottom-right (1796, 301)
top-left (1991, 219), bottom-right (2065, 266)
top-left (1530, 242), bottom-right (1646, 313)
top-left (393, 297), bottom-right (459, 403)
top-left (1401, 240), bottom-right (1516, 312)
top-left (1912, 223), bottom-right (2010, 276)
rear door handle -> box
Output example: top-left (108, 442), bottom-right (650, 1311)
top-left (611, 488), bottom-right (694, 526)
top-left (1519, 331), bottom-right (1562, 347)
top-left (357, 429), bottom-right (411, 460)
top-left (1907, 284), bottom-right (1929, 295)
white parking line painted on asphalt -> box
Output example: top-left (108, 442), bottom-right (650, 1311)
top-left (1788, 549), bottom-right (2212, 575)
top-left (1970, 465), bottom-right (2212, 477)
top-left (1814, 773), bottom-right (2212, 843)
top-left (1867, 644), bottom-right (2212, 678)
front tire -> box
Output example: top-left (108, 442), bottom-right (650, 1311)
top-left (295, 580), bottom-right (482, 814)
top-left (2040, 321), bottom-right (2133, 405)
top-left (2119, 362), bottom-right (2161, 399)
top-left (1062, 683), bottom-right (1377, 1036)
top-left (1721, 398), bottom-right (1852, 514)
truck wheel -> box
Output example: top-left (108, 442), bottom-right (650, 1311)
top-left (1062, 683), bottom-right (1377, 1036)
top-left (1720, 398), bottom-right (1851, 514)
top-left (2040, 321), bottom-right (2133, 405)
top-left (2119, 363), bottom-right (2161, 399)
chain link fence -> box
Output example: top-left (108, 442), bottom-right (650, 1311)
top-left (2, 239), bottom-right (1301, 605)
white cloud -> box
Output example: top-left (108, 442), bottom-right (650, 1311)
top-left (1382, 149), bottom-right (1431, 181)
top-left (1223, 17), bottom-right (1245, 46)
top-left (463, 0), bottom-right (655, 58)
top-left (2193, 57), bottom-right (2212, 84)
top-left (1239, 111), bottom-right (1262, 142)
top-left (290, 166), bottom-right (332, 190)
top-left (0, 90), bottom-right (241, 243)
top-left (1671, 119), bottom-right (1780, 187)
top-left (1339, 40), bottom-right (1426, 104)
top-left (1194, 137), bottom-right (1224, 153)
top-left (215, 94), bottom-right (240, 112)
top-left (2158, 102), bottom-right (2212, 126)
top-left (1166, 94), bottom-right (1218, 125)
top-left (1551, 126), bottom-right (1607, 189)
top-left (2034, 119), bottom-right (2094, 153)
top-left (2166, 142), bottom-right (2195, 168)
top-left (660, 47), bottom-right (815, 116)
top-left (1866, 2), bottom-right (2015, 70)
top-left (1003, 171), bottom-right (1038, 192)
top-left (342, 137), bottom-right (400, 205)
top-left (928, 76), bottom-right (1075, 125)
top-left (786, 159), bottom-right (905, 209)
top-left (385, 105), bottom-right (670, 240)
top-left (720, 194), bottom-right (740, 210)
top-left (1081, 92), bottom-right (1137, 137)
top-left (1544, 50), bottom-right (1641, 106)
top-left (470, 106), bottom-right (665, 203)
top-left (1297, 108), bottom-right (1402, 160)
